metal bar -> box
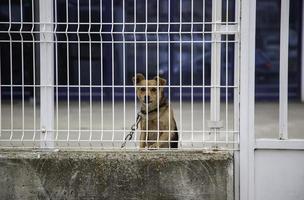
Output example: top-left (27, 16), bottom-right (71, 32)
top-left (100, 0), bottom-right (104, 146)
top-left (133, 0), bottom-right (137, 148)
top-left (122, 0), bottom-right (126, 147)
top-left (225, 0), bottom-right (229, 147)
top-left (0, 84), bottom-right (238, 88)
top-left (190, 0), bottom-right (194, 148)
top-left (77, 0), bottom-right (81, 145)
top-left (239, 0), bottom-right (256, 199)
top-left (1, 30), bottom-right (239, 35)
top-left (0, 40), bottom-right (239, 44)
top-left (0, 21), bottom-right (238, 25)
top-left (0, 47), bottom-right (1, 136)
top-left (302, 0), bottom-right (304, 102)
top-left (111, 0), bottom-right (115, 148)
top-left (210, 0), bottom-right (222, 145)
top-left (258, 139), bottom-right (304, 150)
top-left (66, 0), bottom-right (70, 146)
top-left (279, 0), bottom-right (289, 140)
top-left (54, 0), bottom-right (59, 146)
top-left (255, 139), bottom-right (304, 150)
top-left (89, 0), bottom-right (93, 147)
top-left (20, 0), bottom-right (25, 145)
top-left (145, 0), bottom-right (148, 147)
top-left (234, 0), bottom-right (240, 149)
top-left (179, 0), bottom-right (183, 148)
top-left (1, 129), bottom-right (238, 133)
top-left (39, 0), bottom-right (54, 149)
top-left (234, 1), bottom-right (241, 199)
top-left (168, 0), bottom-right (172, 149)
top-left (8, 0), bottom-right (13, 146)
top-left (0, 144), bottom-right (238, 150)
top-left (157, 0), bottom-right (160, 148)
top-left (31, 0), bottom-right (37, 145)
top-left (202, 0), bottom-right (206, 146)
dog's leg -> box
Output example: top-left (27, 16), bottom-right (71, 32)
top-left (139, 132), bottom-right (146, 149)
top-left (158, 133), bottom-right (170, 148)
top-left (149, 132), bottom-right (170, 149)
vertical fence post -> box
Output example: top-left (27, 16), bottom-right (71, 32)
top-left (279, 0), bottom-right (289, 139)
top-left (301, 0), bottom-right (304, 102)
top-left (40, 0), bottom-right (54, 149)
top-left (234, 0), bottom-right (240, 149)
top-left (240, 0), bottom-right (256, 199)
top-left (0, 47), bottom-right (1, 137)
top-left (209, 0), bottom-right (222, 138)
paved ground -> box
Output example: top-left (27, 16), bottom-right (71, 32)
top-left (0, 100), bottom-right (303, 149)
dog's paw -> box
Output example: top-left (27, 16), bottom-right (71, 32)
top-left (148, 143), bottom-right (159, 150)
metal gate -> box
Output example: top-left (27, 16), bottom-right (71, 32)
top-left (239, 0), bottom-right (304, 200)
top-left (0, 0), bottom-right (240, 150)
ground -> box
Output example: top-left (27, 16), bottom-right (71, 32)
top-left (0, 101), bottom-right (303, 149)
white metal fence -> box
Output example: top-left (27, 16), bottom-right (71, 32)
top-left (239, 0), bottom-right (304, 199)
top-left (0, 0), bottom-right (240, 150)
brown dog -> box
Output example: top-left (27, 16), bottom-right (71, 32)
top-left (133, 73), bottom-right (178, 149)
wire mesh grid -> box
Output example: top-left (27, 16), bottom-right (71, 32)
top-left (0, 0), bottom-right (240, 150)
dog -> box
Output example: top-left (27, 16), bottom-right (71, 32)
top-left (133, 73), bottom-right (178, 149)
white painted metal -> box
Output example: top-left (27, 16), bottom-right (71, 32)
top-left (77, 0), bottom-right (81, 145)
top-left (202, 0), bottom-right (206, 147)
top-left (190, 0), bottom-right (194, 148)
top-left (20, 0), bottom-right (25, 145)
top-left (179, 0), bottom-right (183, 149)
top-left (168, 0), bottom-right (172, 148)
top-left (239, 1), bottom-right (256, 200)
top-left (0, 47), bottom-right (1, 137)
top-left (66, 0), bottom-right (70, 145)
top-left (210, 0), bottom-right (222, 137)
top-left (133, 0), bottom-right (137, 146)
top-left (255, 150), bottom-right (304, 200)
top-left (234, 0), bottom-right (240, 150)
top-left (111, 0), bottom-right (115, 148)
top-left (8, 0), bottom-right (13, 146)
top-left (256, 139), bottom-right (304, 150)
top-left (31, 0), bottom-right (37, 146)
top-left (122, 0), bottom-right (126, 147)
top-left (39, 0), bottom-right (54, 148)
top-left (0, 0), bottom-right (240, 150)
top-left (279, 0), bottom-right (289, 139)
top-left (302, 0), bottom-right (304, 102)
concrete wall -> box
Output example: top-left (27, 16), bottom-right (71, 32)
top-left (255, 150), bottom-right (304, 200)
top-left (0, 151), bottom-right (233, 200)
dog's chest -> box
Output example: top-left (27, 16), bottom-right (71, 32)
top-left (140, 109), bottom-right (172, 131)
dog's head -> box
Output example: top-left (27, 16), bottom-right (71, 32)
top-left (133, 73), bottom-right (167, 109)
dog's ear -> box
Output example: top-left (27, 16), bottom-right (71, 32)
top-left (153, 76), bottom-right (167, 86)
top-left (132, 73), bottom-right (145, 85)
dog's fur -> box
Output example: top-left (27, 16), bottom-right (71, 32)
top-left (133, 73), bottom-right (178, 149)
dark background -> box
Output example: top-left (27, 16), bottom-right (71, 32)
top-left (0, 0), bottom-right (302, 101)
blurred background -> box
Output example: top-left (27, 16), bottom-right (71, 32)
top-left (0, 0), bottom-right (302, 101)
top-left (0, 0), bottom-right (303, 141)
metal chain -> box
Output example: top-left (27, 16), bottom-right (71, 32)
top-left (121, 112), bottom-right (142, 148)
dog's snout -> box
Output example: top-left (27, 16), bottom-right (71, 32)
top-left (144, 95), bottom-right (150, 103)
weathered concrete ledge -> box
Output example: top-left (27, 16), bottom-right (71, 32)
top-left (0, 150), bottom-right (233, 200)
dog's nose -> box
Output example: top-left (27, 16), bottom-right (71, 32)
top-left (144, 95), bottom-right (150, 103)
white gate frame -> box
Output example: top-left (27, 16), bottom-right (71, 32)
top-left (239, 0), bottom-right (256, 199)
top-left (302, 0), bottom-right (304, 102)
top-left (40, 0), bottom-right (54, 148)
top-left (239, 0), bottom-right (304, 200)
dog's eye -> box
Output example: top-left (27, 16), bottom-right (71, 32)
top-left (151, 87), bottom-right (157, 92)
top-left (140, 87), bottom-right (146, 92)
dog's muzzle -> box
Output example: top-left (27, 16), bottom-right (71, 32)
top-left (144, 95), bottom-right (151, 104)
